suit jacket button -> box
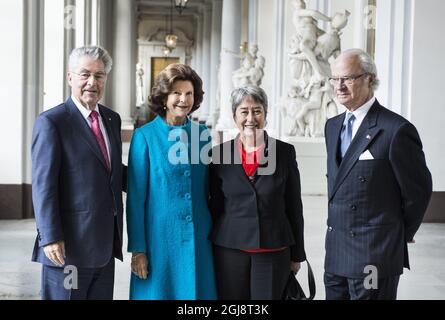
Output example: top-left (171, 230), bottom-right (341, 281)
top-left (350, 205), bottom-right (357, 210)
top-left (350, 231), bottom-right (356, 237)
top-left (328, 226), bottom-right (333, 232)
top-left (359, 176), bottom-right (366, 182)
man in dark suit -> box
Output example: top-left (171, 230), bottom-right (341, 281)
top-left (324, 49), bottom-right (432, 300)
top-left (31, 46), bottom-right (124, 300)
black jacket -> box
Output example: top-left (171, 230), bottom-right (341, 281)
top-left (209, 134), bottom-right (306, 262)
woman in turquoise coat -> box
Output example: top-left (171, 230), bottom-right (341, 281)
top-left (126, 63), bottom-right (217, 300)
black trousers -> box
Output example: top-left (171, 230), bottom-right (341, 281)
top-left (324, 272), bottom-right (400, 300)
top-left (214, 245), bottom-right (290, 300)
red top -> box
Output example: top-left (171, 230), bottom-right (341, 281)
top-left (237, 139), bottom-right (265, 177)
top-left (237, 139), bottom-right (287, 254)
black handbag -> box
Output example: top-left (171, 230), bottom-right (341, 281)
top-left (282, 260), bottom-right (316, 300)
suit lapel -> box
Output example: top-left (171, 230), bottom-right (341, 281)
top-left (65, 98), bottom-right (110, 172)
top-left (330, 101), bottom-right (381, 200)
top-left (329, 114), bottom-right (345, 169)
top-left (99, 105), bottom-right (118, 173)
top-left (230, 139), bottom-right (257, 190)
top-left (326, 114), bottom-right (345, 197)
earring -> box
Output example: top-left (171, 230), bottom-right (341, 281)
top-left (163, 106), bottom-right (167, 110)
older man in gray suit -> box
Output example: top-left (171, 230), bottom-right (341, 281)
top-left (324, 49), bottom-right (432, 300)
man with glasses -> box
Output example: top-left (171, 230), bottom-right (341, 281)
top-left (31, 46), bottom-right (125, 299)
top-left (323, 48), bottom-right (432, 299)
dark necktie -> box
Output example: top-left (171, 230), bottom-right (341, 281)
top-left (89, 110), bottom-right (111, 170)
top-left (340, 113), bottom-right (356, 158)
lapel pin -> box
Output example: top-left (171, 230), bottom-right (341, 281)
top-left (366, 134), bottom-right (371, 140)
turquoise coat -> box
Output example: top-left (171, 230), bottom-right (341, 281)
top-left (126, 116), bottom-right (217, 300)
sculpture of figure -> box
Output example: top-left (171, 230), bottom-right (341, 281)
top-left (279, 86), bottom-right (307, 136)
top-left (295, 77), bottom-right (331, 137)
top-left (291, 0), bottom-right (331, 81)
top-left (136, 63), bottom-right (145, 106)
top-left (315, 10), bottom-right (350, 61)
top-left (281, 1), bottom-right (350, 138)
top-left (231, 44), bottom-right (265, 88)
top-left (249, 55), bottom-right (265, 86)
top-left (232, 57), bottom-right (254, 88)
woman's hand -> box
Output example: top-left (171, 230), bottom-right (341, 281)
top-left (131, 252), bottom-right (149, 279)
top-left (290, 261), bottom-right (301, 274)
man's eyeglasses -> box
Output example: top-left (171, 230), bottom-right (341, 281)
top-left (328, 73), bottom-right (368, 86)
top-left (71, 72), bottom-right (107, 82)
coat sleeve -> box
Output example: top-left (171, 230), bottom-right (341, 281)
top-left (31, 115), bottom-right (64, 247)
top-left (126, 129), bottom-right (150, 253)
top-left (285, 145), bottom-right (307, 262)
top-left (389, 122), bottom-right (432, 241)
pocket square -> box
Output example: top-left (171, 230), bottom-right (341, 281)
top-left (359, 150), bottom-right (374, 160)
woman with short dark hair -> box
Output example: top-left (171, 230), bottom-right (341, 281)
top-left (126, 63), bottom-right (217, 300)
top-left (210, 85), bottom-right (306, 300)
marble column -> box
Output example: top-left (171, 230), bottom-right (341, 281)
top-left (84, 0), bottom-right (92, 45)
top-left (207, 0), bottom-right (222, 128)
top-left (215, 0), bottom-right (242, 132)
top-left (197, 3), bottom-right (212, 123)
top-left (248, 0), bottom-right (258, 45)
top-left (23, 0), bottom-right (44, 184)
top-left (269, 0), bottom-right (285, 138)
top-left (110, 0), bottom-right (136, 128)
top-left (64, 0), bottom-right (76, 100)
top-left (190, 12), bottom-right (203, 120)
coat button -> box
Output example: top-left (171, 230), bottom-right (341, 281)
top-left (328, 226), bottom-right (333, 232)
top-left (185, 215), bottom-right (192, 222)
top-left (185, 193), bottom-right (191, 200)
top-left (184, 170), bottom-right (191, 177)
top-left (359, 176), bottom-right (367, 182)
top-left (350, 231), bottom-right (356, 237)
top-left (350, 205), bottom-right (357, 210)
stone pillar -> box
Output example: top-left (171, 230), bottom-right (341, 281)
top-left (269, 0), bottom-right (285, 138)
top-left (23, 0), bottom-right (44, 185)
top-left (248, 0), bottom-right (258, 45)
top-left (215, 0), bottom-right (242, 133)
top-left (197, 3), bottom-right (212, 123)
top-left (207, 0), bottom-right (222, 128)
top-left (84, 0), bottom-right (92, 45)
top-left (110, 0), bottom-right (136, 128)
top-left (64, 0), bottom-right (76, 100)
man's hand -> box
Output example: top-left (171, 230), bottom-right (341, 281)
top-left (43, 241), bottom-right (66, 267)
top-left (291, 261), bottom-right (301, 274)
top-left (131, 253), bottom-right (149, 279)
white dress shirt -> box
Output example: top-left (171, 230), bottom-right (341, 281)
top-left (71, 95), bottom-right (112, 165)
top-left (344, 96), bottom-right (376, 140)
